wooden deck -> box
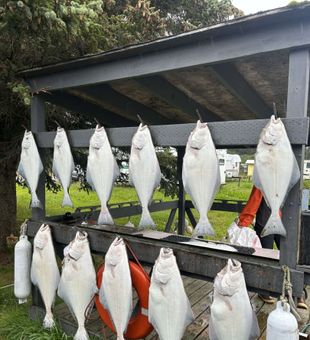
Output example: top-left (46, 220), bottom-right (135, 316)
top-left (29, 274), bottom-right (310, 339)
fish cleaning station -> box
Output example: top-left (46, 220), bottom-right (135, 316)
top-left (19, 4), bottom-right (310, 338)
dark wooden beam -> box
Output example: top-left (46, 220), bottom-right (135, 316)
top-left (26, 221), bottom-right (305, 296)
top-left (41, 91), bottom-right (135, 127)
top-left (136, 75), bottom-right (221, 121)
top-left (23, 15), bottom-right (310, 92)
top-left (281, 49), bottom-right (310, 268)
top-left (211, 63), bottom-right (271, 118)
top-left (77, 84), bottom-right (172, 125)
top-left (33, 117), bottom-right (309, 148)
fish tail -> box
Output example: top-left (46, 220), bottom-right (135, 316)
top-left (31, 192), bottom-right (42, 209)
top-left (193, 217), bottom-right (215, 237)
top-left (62, 190), bottom-right (73, 208)
top-left (98, 206), bottom-right (114, 225)
top-left (139, 207), bottom-right (156, 229)
top-left (261, 213), bottom-right (286, 237)
top-left (74, 326), bottom-right (89, 340)
top-left (43, 313), bottom-right (55, 329)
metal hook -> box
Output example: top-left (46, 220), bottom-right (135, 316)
top-left (54, 120), bottom-right (61, 128)
top-left (273, 102), bottom-right (278, 119)
top-left (94, 117), bottom-right (102, 128)
top-left (21, 124), bottom-right (28, 131)
top-left (137, 114), bottom-right (145, 126)
top-left (196, 109), bottom-right (204, 123)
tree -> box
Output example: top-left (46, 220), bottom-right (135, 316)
top-left (0, 0), bottom-right (241, 247)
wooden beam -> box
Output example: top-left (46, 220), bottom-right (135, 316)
top-left (136, 76), bottom-right (221, 121)
top-left (33, 117), bottom-right (309, 148)
top-left (41, 91), bottom-right (135, 127)
top-left (76, 84), bottom-right (172, 125)
top-left (26, 221), bottom-right (305, 296)
top-left (31, 95), bottom-right (46, 221)
top-left (211, 63), bottom-right (271, 118)
top-left (177, 147), bottom-right (186, 235)
top-left (23, 15), bottom-right (310, 92)
top-left (281, 49), bottom-right (310, 268)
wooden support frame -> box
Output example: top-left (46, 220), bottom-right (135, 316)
top-left (281, 49), bottom-right (310, 268)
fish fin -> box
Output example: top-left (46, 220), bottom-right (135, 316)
top-left (74, 326), bottom-right (89, 340)
top-left (52, 161), bottom-right (59, 180)
top-left (139, 208), bottom-right (156, 229)
top-left (207, 167), bottom-right (221, 211)
top-left (288, 155), bottom-right (301, 193)
top-left (113, 158), bottom-right (120, 181)
top-left (153, 163), bottom-right (162, 190)
top-left (86, 166), bottom-right (94, 190)
top-left (98, 207), bottom-right (114, 225)
top-left (193, 217), bottom-right (215, 237)
top-left (17, 161), bottom-right (26, 179)
top-left (43, 313), bottom-right (55, 329)
top-left (208, 318), bottom-right (219, 340)
top-left (99, 287), bottom-right (109, 310)
top-left (253, 166), bottom-right (263, 192)
top-left (31, 193), bottom-right (43, 209)
top-left (62, 191), bottom-right (73, 208)
top-left (249, 309), bottom-right (260, 340)
top-left (261, 213), bottom-right (286, 237)
top-left (184, 298), bottom-right (195, 327)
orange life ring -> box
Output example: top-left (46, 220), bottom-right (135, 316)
top-left (95, 261), bottom-right (153, 339)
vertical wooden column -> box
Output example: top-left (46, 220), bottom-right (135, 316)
top-left (280, 49), bottom-right (310, 267)
top-left (31, 95), bottom-right (46, 221)
top-left (177, 147), bottom-right (186, 235)
top-left (30, 95), bottom-right (46, 308)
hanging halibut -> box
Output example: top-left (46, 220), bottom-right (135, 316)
top-left (17, 130), bottom-right (43, 208)
top-left (52, 127), bottom-right (75, 207)
top-left (182, 120), bottom-right (220, 236)
top-left (58, 231), bottom-right (97, 340)
top-left (129, 124), bottom-right (161, 228)
top-left (30, 224), bottom-right (60, 328)
top-left (99, 237), bottom-right (132, 340)
top-left (209, 259), bottom-right (260, 340)
top-left (86, 125), bottom-right (119, 225)
top-left (148, 248), bottom-right (194, 340)
top-left (253, 115), bottom-right (300, 237)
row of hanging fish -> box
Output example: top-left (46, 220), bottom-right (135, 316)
top-left (99, 237), bottom-right (194, 340)
top-left (17, 115), bottom-right (300, 238)
top-left (28, 224), bottom-right (97, 339)
top-left (16, 226), bottom-right (299, 340)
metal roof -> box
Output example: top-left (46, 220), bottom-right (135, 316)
top-left (20, 3), bottom-right (310, 126)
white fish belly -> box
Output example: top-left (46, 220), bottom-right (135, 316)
top-left (210, 292), bottom-right (253, 340)
top-left (31, 247), bottom-right (60, 312)
top-left (255, 144), bottom-right (293, 212)
top-left (87, 149), bottom-right (115, 205)
top-left (53, 148), bottom-right (74, 190)
top-left (58, 262), bottom-right (96, 326)
top-left (149, 278), bottom-right (193, 340)
top-left (183, 147), bottom-right (219, 215)
top-left (100, 263), bottom-right (132, 335)
top-left (129, 148), bottom-right (160, 207)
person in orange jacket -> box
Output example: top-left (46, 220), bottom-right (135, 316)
top-left (238, 186), bottom-right (280, 249)
top-left (238, 186), bottom-right (308, 308)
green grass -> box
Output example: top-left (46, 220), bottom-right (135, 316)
top-left (16, 179), bottom-right (252, 240)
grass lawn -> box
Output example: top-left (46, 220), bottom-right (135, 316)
top-left (16, 179), bottom-right (253, 241)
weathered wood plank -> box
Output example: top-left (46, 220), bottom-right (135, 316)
top-left (33, 117), bottom-right (309, 148)
top-left (26, 221), bottom-right (305, 296)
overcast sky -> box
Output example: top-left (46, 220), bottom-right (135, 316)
top-left (232, 0), bottom-right (303, 14)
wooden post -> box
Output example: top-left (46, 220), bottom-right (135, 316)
top-left (177, 147), bottom-right (186, 235)
top-left (30, 95), bottom-right (46, 308)
top-left (280, 49), bottom-right (310, 267)
top-left (31, 95), bottom-right (46, 221)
